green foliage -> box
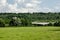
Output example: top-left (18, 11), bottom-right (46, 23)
top-left (0, 12), bottom-right (60, 22)
top-left (47, 23), bottom-right (53, 26)
top-left (9, 19), bottom-right (18, 26)
top-left (21, 18), bottom-right (32, 26)
top-left (0, 18), bottom-right (5, 27)
top-left (0, 13), bottom-right (60, 27)
top-left (54, 21), bottom-right (60, 26)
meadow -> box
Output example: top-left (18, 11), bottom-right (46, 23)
top-left (0, 26), bottom-right (60, 40)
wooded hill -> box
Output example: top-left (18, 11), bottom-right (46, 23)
top-left (0, 12), bottom-right (60, 23)
top-left (0, 12), bottom-right (60, 27)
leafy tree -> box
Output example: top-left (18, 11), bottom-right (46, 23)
top-left (21, 18), bottom-right (32, 26)
top-left (54, 21), bottom-right (60, 26)
top-left (47, 23), bottom-right (52, 26)
top-left (9, 19), bottom-right (18, 26)
top-left (0, 18), bottom-right (5, 27)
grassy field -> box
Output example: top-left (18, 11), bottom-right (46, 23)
top-left (0, 26), bottom-right (60, 40)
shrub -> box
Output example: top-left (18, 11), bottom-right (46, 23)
top-left (54, 21), bottom-right (60, 26)
top-left (9, 19), bottom-right (18, 26)
top-left (21, 18), bottom-right (32, 26)
top-left (0, 19), bottom-right (5, 27)
top-left (47, 23), bottom-right (52, 26)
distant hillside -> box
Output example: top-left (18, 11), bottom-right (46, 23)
top-left (0, 12), bottom-right (60, 23)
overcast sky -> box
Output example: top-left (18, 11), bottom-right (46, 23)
top-left (0, 0), bottom-right (60, 13)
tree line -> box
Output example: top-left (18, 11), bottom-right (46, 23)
top-left (0, 12), bottom-right (60, 27)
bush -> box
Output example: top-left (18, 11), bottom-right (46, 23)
top-left (9, 19), bottom-right (18, 26)
top-left (54, 21), bottom-right (60, 26)
top-left (0, 19), bottom-right (5, 27)
top-left (21, 18), bottom-right (32, 26)
top-left (47, 23), bottom-right (52, 26)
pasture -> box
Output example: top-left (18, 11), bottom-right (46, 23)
top-left (0, 27), bottom-right (60, 40)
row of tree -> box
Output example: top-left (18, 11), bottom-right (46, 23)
top-left (0, 12), bottom-right (60, 27)
top-left (0, 17), bottom-right (32, 27)
top-left (0, 12), bottom-right (60, 22)
top-left (0, 17), bottom-right (60, 27)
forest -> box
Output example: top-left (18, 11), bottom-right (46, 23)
top-left (0, 12), bottom-right (60, 27)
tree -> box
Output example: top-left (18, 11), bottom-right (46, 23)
top-left (47, 23), bottom-right (52, 26)
top-left (54, 21), bottom-right (60, 26)
top-left (9, 19), bottom-right (18, 26)
top-left (21, 18), bottom-right (32, 26)
top-left (0, 19), bottom-right (5, 27)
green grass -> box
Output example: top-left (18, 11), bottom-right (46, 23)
top-left (0, 26), bottom-right (60, 40)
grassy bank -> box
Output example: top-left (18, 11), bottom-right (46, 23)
top-left (0, 27), bottom-right (60, 40)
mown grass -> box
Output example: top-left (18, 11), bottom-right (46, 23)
top-left (0, 26), bottom-right (60, 40)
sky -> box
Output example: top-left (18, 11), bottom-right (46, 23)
top-left (0, 0), bottom-right (60, 13)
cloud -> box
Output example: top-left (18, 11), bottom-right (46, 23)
top-left (0, 0), bottom-right (7, 12)
top-left (0, 0), bottom-right (7, 8)
top-left (0, 0), bottom-right (60, 13)
top-left (54, 6), bottom-right (60, 9)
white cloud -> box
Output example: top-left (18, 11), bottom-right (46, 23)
top-left (42, 7), bottom-right (54, 12)
top-left (26, 3), bottom-right (33, 7)
top-left (0, 0), bottom-right (7, 5)
top-left (8, 3), bottom-right (17, 12)
top-left (54, 6), bottom-right (60, 9)
top-left (0, 0), bottom-right (60, 13)
top-left (0, 0), bottom-right (7, 8)
top-left (32, 0), bottom-right (42, 4)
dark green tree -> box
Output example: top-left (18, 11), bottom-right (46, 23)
top-left (0, 19), bottom-right (5, 27)
top-left (21, 18), bottom-right (32, 26)
top-left (9, 19), bottom-right (18, 26)
top-left (47, 23), bottom-right (52, 26)
top-left (54, 21), bottom-right (60, 26)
